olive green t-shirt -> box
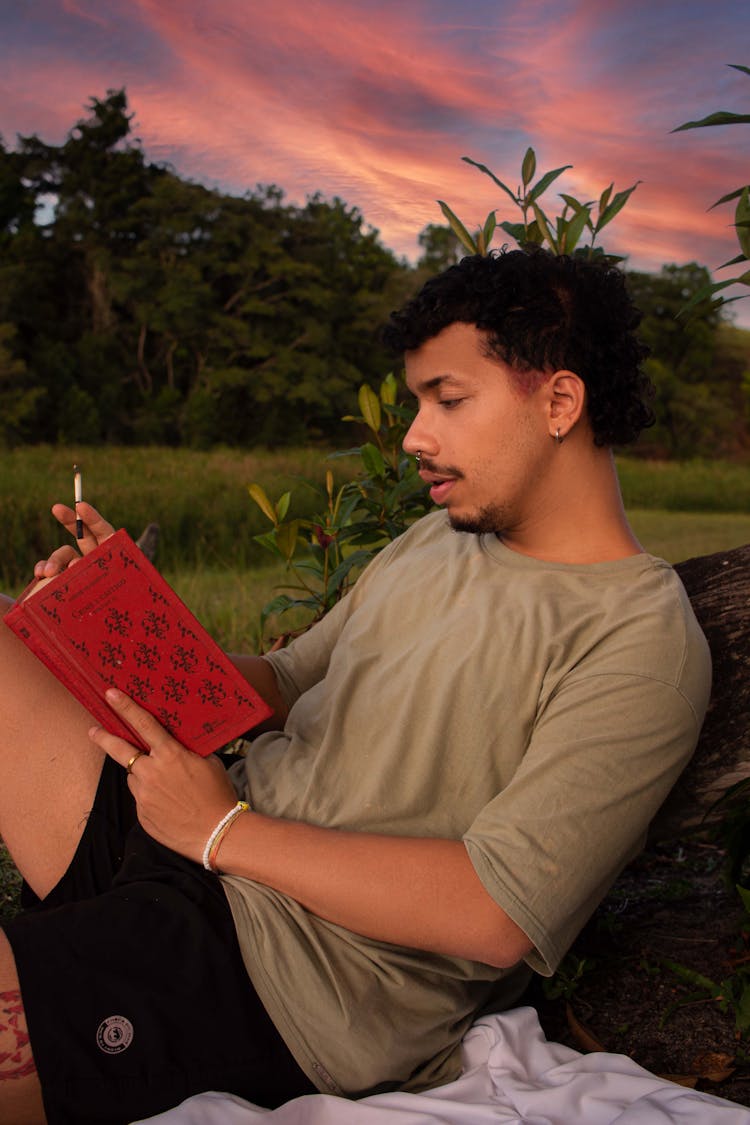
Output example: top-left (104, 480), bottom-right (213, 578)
top-left (222, 511), bottom-right (711, 1096)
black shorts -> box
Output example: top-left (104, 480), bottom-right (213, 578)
top-left (4, 755), bottom-right (315, 1125)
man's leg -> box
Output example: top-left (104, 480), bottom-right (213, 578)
top-left (0, 931), bottom-right (45, 1124)
top-left (0, 593), bottom-right (105, 899)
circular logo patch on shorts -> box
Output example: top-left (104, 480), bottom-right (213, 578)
top-left (96, 1015), bottom-right (134, 1054)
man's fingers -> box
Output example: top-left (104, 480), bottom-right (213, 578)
top-left (32, 502), bottom-right (117, 580)
top-left (33, 544), bottom-right (80, 578)
top-left (51, 501), bottom-right (116, 549)
top-left (102, 688), bottom-right (174, 756)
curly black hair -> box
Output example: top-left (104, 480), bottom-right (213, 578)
top-left (382, 249), bottom-right (653, 446)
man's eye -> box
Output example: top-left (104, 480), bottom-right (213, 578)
top-left (439, 398), bottom-right (464, 410)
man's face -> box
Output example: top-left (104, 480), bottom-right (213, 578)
top-left (403, 322), bottom-right (553, 536)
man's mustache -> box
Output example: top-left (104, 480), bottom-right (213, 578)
top-left (418, 457), bottom-right (465, 480)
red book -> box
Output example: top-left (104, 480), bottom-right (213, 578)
top-left (4, 529), bottom-right (272, 755)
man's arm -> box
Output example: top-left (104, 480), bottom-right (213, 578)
top-left (93, 689), bottom-right (533, 971)
top-left (227, 653), bottom-right (289, 732)
top-left (217, 813), bottom-right (533, 970)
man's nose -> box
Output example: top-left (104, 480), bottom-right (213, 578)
top-left (402, 415), bottom-right (435, 458)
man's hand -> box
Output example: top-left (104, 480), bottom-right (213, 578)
top-left (28, 502), bottom-right (116, 595)
top-left (90, 694), bottom-right (533, 970)
top-left (88, 688), bottom-right (239, 862)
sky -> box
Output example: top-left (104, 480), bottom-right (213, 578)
top-left (2, 0), bottom-right (749, 322)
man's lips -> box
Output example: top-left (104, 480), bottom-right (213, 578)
top-left (428, 479), bottom-right (455, 504)
top-left (418, 464), bottom-right (462, 505)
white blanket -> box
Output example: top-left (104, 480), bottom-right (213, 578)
top-left (136, 1006), bottom-right (750, 1124)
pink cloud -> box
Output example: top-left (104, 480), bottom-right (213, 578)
top-left (1, 0), bottom-right (747, 326)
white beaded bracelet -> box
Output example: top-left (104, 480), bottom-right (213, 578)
top-left (202, 801), bottom-right (250, 872)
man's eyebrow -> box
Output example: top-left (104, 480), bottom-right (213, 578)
top-left (408, 373), bottom-right (463, 395)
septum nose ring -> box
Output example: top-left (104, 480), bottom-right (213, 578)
top-left (416, 451), bottom-right (422, 467)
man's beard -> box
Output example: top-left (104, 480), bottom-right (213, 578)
top-left (419, 458), bottom-right (514, 536)
top-left (448, 503), bottom-right (512, 536)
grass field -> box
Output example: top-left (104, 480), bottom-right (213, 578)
top-left (163, 508), bottom-right (750, 651)
top-left (1, 446), bottom-right (748, 649)
top-left (627, 508), bottom-right (750, 562)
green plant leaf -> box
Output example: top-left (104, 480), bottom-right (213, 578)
top-left (673, 111), bottom-right (750, 131)
top-left (662, 958), bottom-right (720, 995)
top-left (380, 372), bottom-right (397, 406)
top-left (713, 293), bottom-right (750, 306)
top-left (530, 201), bottom-right (556, 250)
top-left (677, 273), bottom-right (750, 318)
top-left (276, 491), bottom-right (291, 522)
top-left (598, 183), bottom-right (613, 214)
top-left (527, 165), bottom-right (573, 204)
top-left (733, 980), bottom-right (750, 1033)
top-left (247, 482), bottom-right (278, 525)
top-left (360, 441), bottom-right (386, 478)
top-left (358, 384), bottom-right (381, 435)
top-left (498, 220), bottom-right (527, 244)
top-left (253, 529), bottom-right (283, 556)
top-left (336, 490), bottom-right (363, 526)
top-left (597, 181), bottom-right (642, 230)
top-left (482, 210), bottom-right (497, 247)
top-left (718, 252), bottom-right (749, 269)
top-left (260, 593), bottom-right (299, 629)
top-left (461, 157), bottom-right (519, 204)
top-left (562, 206), bottom-right (591, 253)
top-left (274, 519), bottom-right (300, 562)
top-left (559, 193), bottom-right (591, 216)
top-left (437, 200), bottom-right (479, 254)
top-left (384, 474), bottom-right (429, 511)
top-left (729, 64), bottom-right (750, 76)
top-left (378, 401), bottom-right (415, 423)
top-left (521, 147), bottom-right (536, 188)
top-left (326, 550), bottom-right (372, 598)
top-left (709, 186), bottom-right (747, 209)
top-left (736, 187), bottom-right (750, 258)
top-left (524, 219), bottom-right (545, 245)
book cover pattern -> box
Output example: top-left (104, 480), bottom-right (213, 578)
top-left (6, 530), bottom-right (271, 755)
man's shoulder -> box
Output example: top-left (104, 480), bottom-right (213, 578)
top-left (373, 509), bottom-right (452, 561)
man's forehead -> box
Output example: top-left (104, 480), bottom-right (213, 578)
top-left (404, 323), bottom-right (505, 392)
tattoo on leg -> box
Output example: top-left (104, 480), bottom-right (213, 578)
top-left (0, 990), bottom-right (36, 1081)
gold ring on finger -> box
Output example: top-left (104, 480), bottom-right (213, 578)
top-left (126, 751), bottom-right (144, 775)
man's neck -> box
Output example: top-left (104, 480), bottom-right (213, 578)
top-left (500, 446), bottom-right (642, 565)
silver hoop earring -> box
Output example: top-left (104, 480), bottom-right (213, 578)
top-left (554, 428), bottom-right (563, 445)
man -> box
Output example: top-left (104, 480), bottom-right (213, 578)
top-left (0, 249), bottom-right (710, 1124)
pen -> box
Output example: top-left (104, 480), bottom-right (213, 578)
top-left (73, 464), bottom-right (83, 539)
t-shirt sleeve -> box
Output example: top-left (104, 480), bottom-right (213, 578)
top-left (463, 666), bottom-right (708, 976)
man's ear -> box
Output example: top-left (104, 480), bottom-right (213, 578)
top-left (546, 370), bottom-right (586, 439)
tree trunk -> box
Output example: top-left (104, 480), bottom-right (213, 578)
top-left (649, 542), bottom-right (750, 840)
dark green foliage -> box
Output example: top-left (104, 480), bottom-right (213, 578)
top-left (673, 64), bottom-right (750, 316)
top-left (626, 264), bottom-right (749, 457)
top-left (248, 374), bottom-right (432, 644)
top-left (2, 92), bottom-right (748, 456)
top-left (0, 91), bottom-right (408, 447)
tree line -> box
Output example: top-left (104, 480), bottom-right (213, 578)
top-left (0, 90), bottom-right (747, 456)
